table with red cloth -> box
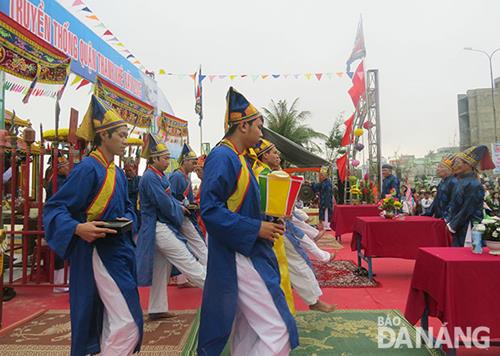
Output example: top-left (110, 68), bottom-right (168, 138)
top-left (351, 216), bottom-right (451, 280)
top-left (331, 204), bottom-right (379, 240)
top-left (405, 247), bottom-right (500, 345)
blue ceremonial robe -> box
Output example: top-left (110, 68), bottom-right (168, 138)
top-left (43, 155), bottom-right (142, 356)
top-left (381, 174), bottom-right (400, 199)
top-left (45, 173), bottom-right (67, 200)
top-left (136, 166), bottom-right (185, 286)
top-left (447, 172), bottom-right (484, 247)
top-left (312, 178), bottom-right (333, 220)
top-left (428, 175), bottom-right (458, 220)
top-left (197, 144), bottom-right (299, 356)
top-left (169, 169), bottom-right (204, 237)
top-left (127, 175), bottom-right (141, 226)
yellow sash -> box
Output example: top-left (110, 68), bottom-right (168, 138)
top-left (221, 140), bottom-right (251, 212)
top-left (252, 157), bottom-right (296, 314)
top-left (86, 150), bottom-right (117, 222)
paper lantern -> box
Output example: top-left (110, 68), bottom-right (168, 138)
top-left (354, 128), bottom-right (364, 137)
top-left (363, 121), bottom-right (374, 130)
top-left (355, 143), bottom-right (365, 151)
top-left (352, 159), bottom-right (360, 167)
top-left (259, 171), bottom-right (304, 218)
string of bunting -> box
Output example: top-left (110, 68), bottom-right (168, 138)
top-left (157, 71), bottom-right (346, 82)
top-left (69, 0), bottom-right (147, 71)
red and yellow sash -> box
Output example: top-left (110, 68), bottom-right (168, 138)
top-left (86, 149), bottom-right (117, 222)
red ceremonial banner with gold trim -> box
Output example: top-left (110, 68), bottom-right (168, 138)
top-left (94, 77), bottom-right (154, 129)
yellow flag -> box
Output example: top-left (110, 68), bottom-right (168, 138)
top-left (305, 73), bottom-right (313, 80)
top-left (159, 69), bottom-right (166, 75)
top-left (229, 75), bottom-right (237, 80)
top-left (70, 75), bottom-right (82, 86)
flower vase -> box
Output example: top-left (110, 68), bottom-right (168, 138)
top-left (485, 240), bottom-right (500, 255)
top-left (383, 211), bottom-right (395, 219)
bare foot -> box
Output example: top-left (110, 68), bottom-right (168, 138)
top-left (314, 230), bottom-right (326, 242)
top-left (309, 300), bottom-right (336, 313)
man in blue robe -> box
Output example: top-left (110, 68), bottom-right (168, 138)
top-left (426, 155), bottom-right (457, 220)
top-left (169, 143), bottom-right (208, 267)
top-left (136, 133), bottom-right (205, 320)
top-left (45, 155), bottom-right (72, 293)
top-left (311, 167), bottom-right (333, 231)
top-left (198, 87), bottom-right (298, 355)
top-left (381, 163), bottom-right (400, 199)
top-left (447, 145), bottom-right (495, 247)
top-left (43, 96), bottom-right (142, 356)
top-left (255, 138), bottom-right (336, 313)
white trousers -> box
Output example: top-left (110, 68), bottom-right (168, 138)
top-left (291, 217), bottom-right (331, 262)
top-left (148, 222), bottom-right (206, 314)
top-left (180, 216), bottom-right (208, 265)
top-left (92, 249), bottom-right (139, 356)
top-left (283, 237), bottom-right (322, 306)
top-left (231, 253), bottom-right (291, 356)
top-left (323, 210), bottom-right (331, 230)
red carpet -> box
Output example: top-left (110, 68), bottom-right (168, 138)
top-left (1, 233), bottom-right (497, 354)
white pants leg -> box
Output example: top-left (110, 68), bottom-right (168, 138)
top-left (180, 217), bottom-right (208, 266)
top-left (291, 218), bottom-right (330, 262)
top-left (323, 210), bottom-right (331, 230)
top-left (148, 248), bottom-right (172, 314)
top-left (231, 253), bottom-right (290, 356)
top-left (283, 238), bottom-right (322, 306)
top-left (92, 249), bottom-right (139, 356)
top-left (149, 223), bottom-right (206, 313)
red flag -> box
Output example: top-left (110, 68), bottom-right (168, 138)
top-left (76, 79), bottom-right (90, 90)
top-left (340, 113), bottom-right (355, 146)
top-left (348, 61), bottom-right (365, 109)
top-left (336, 154), bottom-right (349, 182)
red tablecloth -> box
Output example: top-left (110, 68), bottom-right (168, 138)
top-left (331, 204), bottom-right (380, 236)
top-left (350, 216), bottom-right (450, 259)
top-left (405, 247), bottom-right (500, 339)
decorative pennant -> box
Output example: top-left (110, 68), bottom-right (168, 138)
top-left (315, 73), bottom-right (323, 81)
top-left (241, 74), bottom-right (247, 78)
top-left (304, 73), bottom-right (313, 80)
top-left (115, 42), bottom-right (125, 47)
top-left (70, 75), bottom-right (82, 86)
top-left (158, 69), bottom-right (166, 75)
top-left (283, 74), bottom-right (290, 79)
top-left (336, 72), bottom-right (344, 77)
top-left (272, 74), bottom-right (280, 79)
top-left (294, 74), bottom-right (301, 79)
top-left (229, 75), bottom-right (237, 80)
top-left (86, 15), bottom-right (99, 21)
top-left (80, 6), bottom-right (92, 12)
top-left (208, 75), bottom-right (217, 82)
top-left (72, 0), bottom-right (84, 6)
top-left (76, 79), bottom-right (90, 90)
top-left (251, 75), bottom-right (259, 82)
top-left (325, 73), bottom-right (333, 80)
top-left (189, 73), bottom-right (196, 80)
top-left (127, 54), bottom-right (135, 59)
top-left (261, 74), bottom-right (269, 79)
top-left (218, 75), bottom-right (226, 79)
top-left (103, 30), bottom-right (113, 36)
top-left (94, 23), bottom-right (106, 30)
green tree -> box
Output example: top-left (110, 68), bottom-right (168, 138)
top-left (263, 98), bottom-right (326, 153)
top-left (324, 112), bottom-right (345, 161)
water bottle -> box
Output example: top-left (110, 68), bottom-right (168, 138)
top-left (472, 231), bottom-right (483, 254)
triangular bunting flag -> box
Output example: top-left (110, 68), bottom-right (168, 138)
top-left (272, 74), bottom-right (280, 79)
top-left (76, 79), bottom-right (90, 90)
top-left (315, 73), bottom-right (323, 81)
top-left (261, 75), bottom-right (269, 79)
top-left (86, 15), bottom-right (99, 21)
top-left (127, 54), bottom-right (135, 59)
top-left (208, 75), bottom-right (217, 82)
top-left (325, 73), bottom-right (333, 80)
top-left (294, 74), bottom-right (300, 79)
top-left (229, 75), bottom-right (237, 80)
top-left (158, 69), bottom-right (166, 75)
top-left (241, 75), bottom-right (247, 78)
top-left (115, 42), bottom-right (125, 47)
top-left (80, 6), bottom-right (92, 12)
top-left (70, 75), bottom-right (82, 86)
top-left (284, 74), bottom-right (290, 79)
top-left (218, 75), bottom-right (226, 79)
top-left (251, 75), bottom-right (259, 82)
top-left (103, 30), bottom-right (113, 36)
top-left (133, 60), bottom-right (140, 64)
top-left (336, 72), bottom-right (344, 77)
top-left (94, 23), bottom-right (106, 29)
top-left (72, 0), bottom-right (84, 6)
top-left (190, 73), bottom-right (196, 80)
top-left (305, 73), bottom-right (313, 80)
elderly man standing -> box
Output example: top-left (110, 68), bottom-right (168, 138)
top-left (380, 163), bottom-right (400, 199)
top-left (311, 167), bottom-right (333, 231)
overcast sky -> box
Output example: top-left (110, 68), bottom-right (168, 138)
top-left (5, 0), bottom-right (500, 159)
